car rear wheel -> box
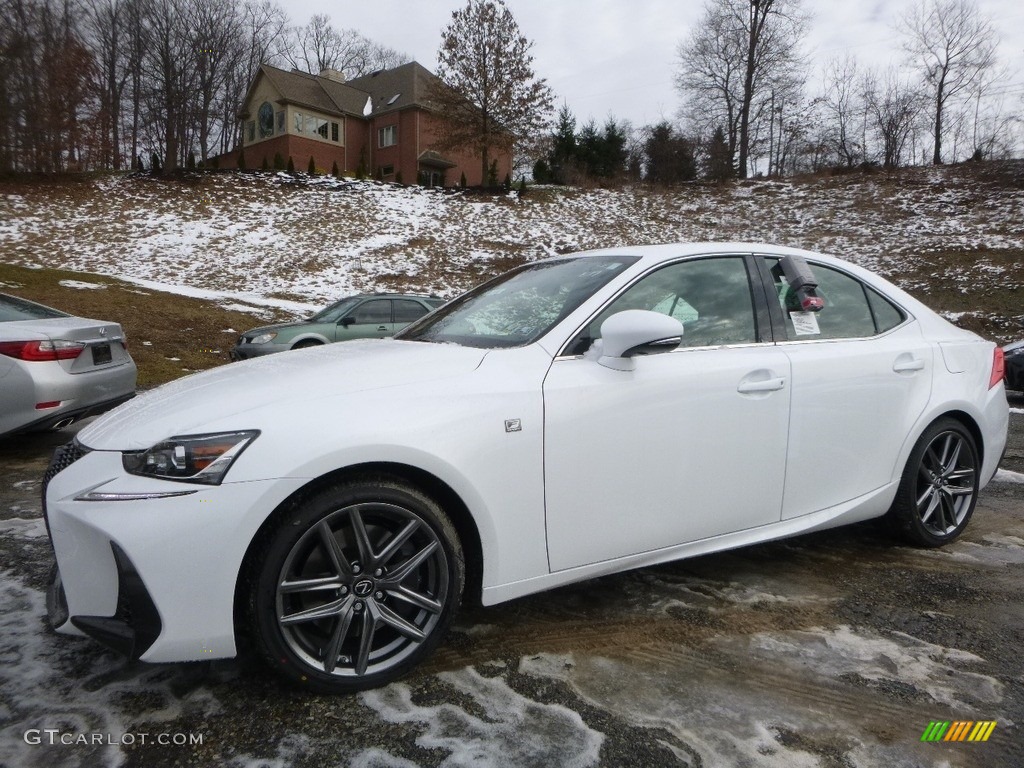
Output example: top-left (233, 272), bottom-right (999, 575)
top-left (249, 478), bottom-right (464, 693)
top-left (887, 418), bottom-right (980, 547)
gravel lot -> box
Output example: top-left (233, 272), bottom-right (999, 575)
top-left (1, 394), bottom-right (1022, 768)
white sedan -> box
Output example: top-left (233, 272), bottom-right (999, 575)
top-left (44, 243), bottom-right (1009, 693)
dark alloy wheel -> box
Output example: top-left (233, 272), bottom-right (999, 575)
top-left (250, 478), bottom-right (464, 692)
top-left (887, 418), bottom-right (980, 548)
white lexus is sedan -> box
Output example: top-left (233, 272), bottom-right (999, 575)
top-left (44, 243), bottom-right (1009, 693)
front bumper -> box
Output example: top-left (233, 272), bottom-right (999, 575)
top-left (229, 342), bottom-right (282, 361)
top-left (44, 445), bottom-right (306, 662)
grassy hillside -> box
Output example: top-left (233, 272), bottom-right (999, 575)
top-left (1, 164), bottom-right (1022, 385)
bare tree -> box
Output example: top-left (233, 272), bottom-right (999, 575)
top-left (676, 0), bottom-right (808, 178)
top-left (431, 0), bottom-right (554, 183)
top-left (899, 0), bottom-right (997, 165)
top-left (285, 14), bottom-right (406, 79)
top-left (861, 68), bottom-right (925, 169)
top-left (820, 55), bottom-right (862, 169)
top-left (675, 4), bottom-right (745, 175)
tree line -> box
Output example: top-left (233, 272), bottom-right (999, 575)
top-left (0, 0), bottom-right (403, 174)
top-left (1, 0), bottom-right (1017, 181)
top-left (531, 0), bottom-right (1016, 186)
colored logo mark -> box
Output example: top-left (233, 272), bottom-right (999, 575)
top-left (920, 721), bottom-right (997, 742)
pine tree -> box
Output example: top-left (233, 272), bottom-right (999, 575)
top-left (261, 156), bottom-right (268, 171)
top-left (273, 152), bottom-right (285, 170)
top-left (331, 160), bottom-right (340, 177)
top-left (287, 156), bottom-right (295, 174)
top-left (705, 126), bottom-right (734, 182)
top-left (237, 148), bottom-right (246, 169)
top-left (308, 156), bottom-right (316, 175)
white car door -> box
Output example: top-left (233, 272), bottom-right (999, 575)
top-left (543, 256), bottom-right (792, 572)
top-left (762, 258), bottom-right (934, 519)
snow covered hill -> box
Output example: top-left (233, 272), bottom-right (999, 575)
top-left (2, 164), bottom-right (1022, 340)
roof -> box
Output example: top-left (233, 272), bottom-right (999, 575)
top-left (244, 62), bottom-right (438, 121)
top-left (347, 62), bottom-right (438, 117)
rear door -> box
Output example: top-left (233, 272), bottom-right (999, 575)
top-left (393, 299), bottom-right (433, 332)
top-left (760, 256), bottom-right (933, 519)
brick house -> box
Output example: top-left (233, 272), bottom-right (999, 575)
top-left (223, 62), bottom-right (510, 187)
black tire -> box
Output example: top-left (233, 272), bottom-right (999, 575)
top-left (886, 418), bottom-right (980, 548)
top-left (291, 340), bottom-right (322, 350)
top-left (248, 477), bottom-right (464, 693)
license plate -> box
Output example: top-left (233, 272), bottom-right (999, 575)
top-left (92, 343), bottom-right (112, 365)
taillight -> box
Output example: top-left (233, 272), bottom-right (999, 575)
top-left (0, 340), bottom-right (85, 361)
top-left (990, 347), bottom-right (1005, 389)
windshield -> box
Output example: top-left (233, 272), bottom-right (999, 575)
top-left (397, 255), bottom-right (638, 348)
top-left (309, 297), bottom-right (360, 323)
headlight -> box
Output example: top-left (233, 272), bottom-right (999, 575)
top-left (249, 332), bottom-right (277, 344)
top-left (122, 431), bottom-right (259, 485)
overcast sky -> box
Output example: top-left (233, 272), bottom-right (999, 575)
top-left (286, 0), bottom-right (1024, 129)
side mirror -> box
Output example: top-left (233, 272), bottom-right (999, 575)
top-left (597, 310), bottom-right (683, 371)
top-left (340, 316), bottom-right (355, 328)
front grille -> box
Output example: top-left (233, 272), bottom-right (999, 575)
top-left (42, 439), bottom-right (91, 532)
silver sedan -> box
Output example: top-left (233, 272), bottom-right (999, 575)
top-left (0, 293), bottom-right (137, 439)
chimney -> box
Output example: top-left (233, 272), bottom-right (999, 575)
top-left (319, 68), bottom-right (346, 83)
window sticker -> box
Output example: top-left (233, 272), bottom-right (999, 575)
top-left (790, 311), bottom-right (820, 336)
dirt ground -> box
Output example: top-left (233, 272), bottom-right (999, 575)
top-left (1, 394), bottom-right (1022, 768)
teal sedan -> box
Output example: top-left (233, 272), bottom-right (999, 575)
top-left (230, 293), bottom-right (445, 360)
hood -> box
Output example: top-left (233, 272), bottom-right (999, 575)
top-left (241, 319), bottom-right (309, 336)
top-left (79, 339), bottom-right (487, 450)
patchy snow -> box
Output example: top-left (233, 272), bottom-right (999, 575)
top-left (2, 169), bottom-right (1021, 317)
top-left (358, 668), bottom-right (603, 767)
top-left (519, 622), bottom-right (1003, 767)
top-left (0, 517), bottom-right (48, 539)
top-left (57, 280), bottom-right (106, 290)
top-left (993, 468), bottom-right (1024, 484)
top-left (0, 572), bottom-right (228, 768)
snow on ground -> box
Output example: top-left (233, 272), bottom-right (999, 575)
top-left (357, 668), bottom-right (603, 768)
top-left (1, 168), bottom-right (1022, 316)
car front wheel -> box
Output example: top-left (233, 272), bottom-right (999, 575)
top-left (249, 478), bottom-right (464, 692)
top-left (887, 418), bottom-right (980, 547)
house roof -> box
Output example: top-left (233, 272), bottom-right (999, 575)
top-left (243, 62), bottom-right (439, 121)
top-left (347, 62), bottom-right (438, 117)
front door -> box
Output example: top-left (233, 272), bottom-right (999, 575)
top-left (543, 255), bottom-right (792, 571)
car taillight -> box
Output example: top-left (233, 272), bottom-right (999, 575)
top-left (0, 340), bottom-right (85, 361)
top-left (990, 347), bottom-right (1005, 389)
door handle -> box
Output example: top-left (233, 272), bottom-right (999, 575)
top-left (377, 325), bottom-right (388, 332)
top-left (893, 357), bottom-right (925, 373)
top-left (737, 377), bottom-right (786, 393)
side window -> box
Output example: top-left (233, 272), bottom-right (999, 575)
top-left (393, 300), bottom-right (430, 323)
top-left (769, 260), bottom-right (892, 339)
top-left (866, 286), bottom-right (906, 333)
top-left (350, 300), bottom-right (392, 325)
top-left (575, 256), bottom-right (758, 351)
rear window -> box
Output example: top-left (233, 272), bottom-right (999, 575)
top-left (0, 294), bottom-right (69, 322)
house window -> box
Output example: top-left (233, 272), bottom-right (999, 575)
top-left (305, 115), bottom-right (316, 135)
top-left (331, 122), bottom-right (339, 142)
top-left (378, 125), bottom-right (397, 148)
top-left (276, 111), bottom-right (285, 133)
top-left (316, 118), bottom-right (328, 139)
top-left (246, 121), bottom-right (255, 142)
top-left (294, 112), bottom-right (303, 133)
top-left (381, 164), bottom-right (394, 177)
